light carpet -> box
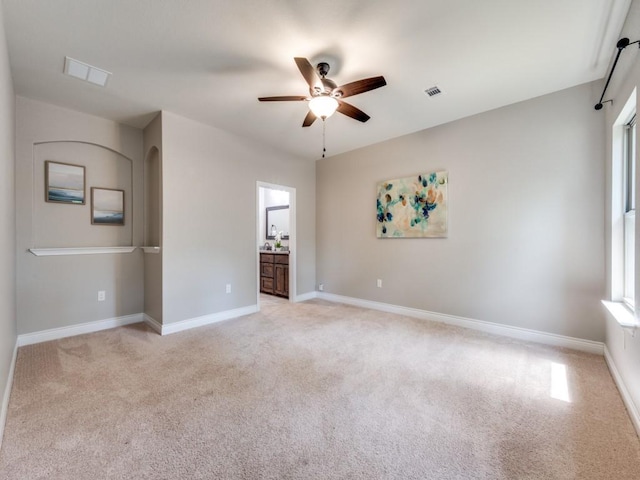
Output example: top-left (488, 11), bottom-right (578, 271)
top-left (1, 298), bottom-right (639, 479)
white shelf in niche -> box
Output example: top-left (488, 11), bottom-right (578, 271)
top-left (29, 246), bottom-right (137, 256)
top-left (141, 246), bottom-right (161, 254)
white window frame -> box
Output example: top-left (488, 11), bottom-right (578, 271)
top-left (608, 88), bottom-right (637, 327)
top-left (623, 114), bottom-right (636, 309)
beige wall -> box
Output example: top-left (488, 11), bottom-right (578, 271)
top-left (161, 111), bottom-right (315, 324)
top-left (0, 0), bottom-right (17, 442)
top-left (12, 101), bottom-right (315, 332)
top-left (317, 81), bottom-right (605, 341)
top-left (15, 97), bottom-right (144, 334)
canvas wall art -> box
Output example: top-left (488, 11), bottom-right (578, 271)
top-left (376, 171), bottom-right (448, 238)
top-left (45, 161), bottom-right (85, 204)
top-left (91, 187), bottom-right (124, 225)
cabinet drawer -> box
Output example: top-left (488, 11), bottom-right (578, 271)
top-left (260, 263), bottom-right (273, 278)
top-left (261, 263), bottom-right (274, 277)
top-left (260, 254), bottom-right (274, 263)
top-left (261, 277), bottom-right (274, 293)
top-left (274, 255), bottom-right (289, 265)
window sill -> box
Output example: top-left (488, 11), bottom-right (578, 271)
top-left (602, 300), bottom-right (639, 335)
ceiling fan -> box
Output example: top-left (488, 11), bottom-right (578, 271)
top-left (258, 57), bottom-right (387, 127)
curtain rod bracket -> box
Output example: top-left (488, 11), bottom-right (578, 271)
top-left (594, 38), bottom-right (640, 110)
top-left (594, 99), bottom-right (613, 110)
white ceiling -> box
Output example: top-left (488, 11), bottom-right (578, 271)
top-left (2, 0), bottom-right (632, 160)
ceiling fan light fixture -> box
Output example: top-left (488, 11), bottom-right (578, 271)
top-left (309, 95), bottom-right (339, 119)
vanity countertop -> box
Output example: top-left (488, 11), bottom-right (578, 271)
top-left (260, 250), bottom-right (289, 255)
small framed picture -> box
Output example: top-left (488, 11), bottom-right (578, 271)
top-left (91, 187), bottom-right (124, 226)
top-left (45, 161), bottom-right (86, 204)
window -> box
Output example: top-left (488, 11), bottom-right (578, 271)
top-left (623, 114), bottom-right (636, 308)
top-left (605, 91), bottom-right (638, 328)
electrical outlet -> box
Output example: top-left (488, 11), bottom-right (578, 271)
top-left (225, 284), bottom-right (231, 294)
top-left (377, 279), bottom-right (382, 288)
top-left (319, 284), bottom-right (324, 291)
top-left (97, 290), bottom-right (106, 301)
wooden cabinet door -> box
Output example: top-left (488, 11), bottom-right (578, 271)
top-left (274, 264), bottom-right (288, 297)
top-left (283, 264), bottom-right (289, 297)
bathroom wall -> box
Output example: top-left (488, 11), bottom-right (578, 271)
top-left (259, 187), bottom-right (290, 247)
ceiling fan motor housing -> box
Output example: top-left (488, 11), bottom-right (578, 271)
top-left (312, 63), bottom-right (340, 97)
top-left (317, 62), bottom-right (330, 77)
top-left (313, 78), bottom-right (338, 96)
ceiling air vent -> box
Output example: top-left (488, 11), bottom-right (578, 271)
top-left (424, 86), bottom-right (444, 97)
top-left (64, 57), bottom-right (111, 87)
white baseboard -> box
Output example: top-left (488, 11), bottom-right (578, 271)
top-left (604, 345), bottom-right (640, 438)
top-left (294, 291), bottom-right (318, 302)
top-left (17, 313), bottom-right (145, 347)
top-left (160, 305), bottom-right (258, 335)
top-left (317, 293), bottom-right (604, 355)
top-left (143, 314), bottom-right (162, 334)
top-left (15, 305), bottom-right (260, 344)
top-left (0, 340), bottom-right (18, 451)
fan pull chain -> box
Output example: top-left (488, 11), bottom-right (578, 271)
top-left (322, 118), bottom-right (327, 158)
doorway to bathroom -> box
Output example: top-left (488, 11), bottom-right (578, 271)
top-left (256, 182), bottom-right (296, 308)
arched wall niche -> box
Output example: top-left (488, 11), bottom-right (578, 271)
top-left (32, 141), bottom-right (134, 248)
top-left (142, 142), bottom-right (163, 324)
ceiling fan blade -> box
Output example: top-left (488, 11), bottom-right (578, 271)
top-left (334, 76), bottom-right (387, 98)
top-left (294, 57), bottom-right (321, 90)
top-left (302, 110), bottom-right (316, 127)
top-left (337, 100), bottom-right (370, 123)
top-left (258, 95), bottom-right (307, 102)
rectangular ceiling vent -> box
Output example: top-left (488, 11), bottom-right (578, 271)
top-left (424, 86), bottom-right (444, 97)
top-left (64, 57), bottom-right (111, 87)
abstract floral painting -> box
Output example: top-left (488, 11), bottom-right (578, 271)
top-left (376, 171), bottom-right (448, 238)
